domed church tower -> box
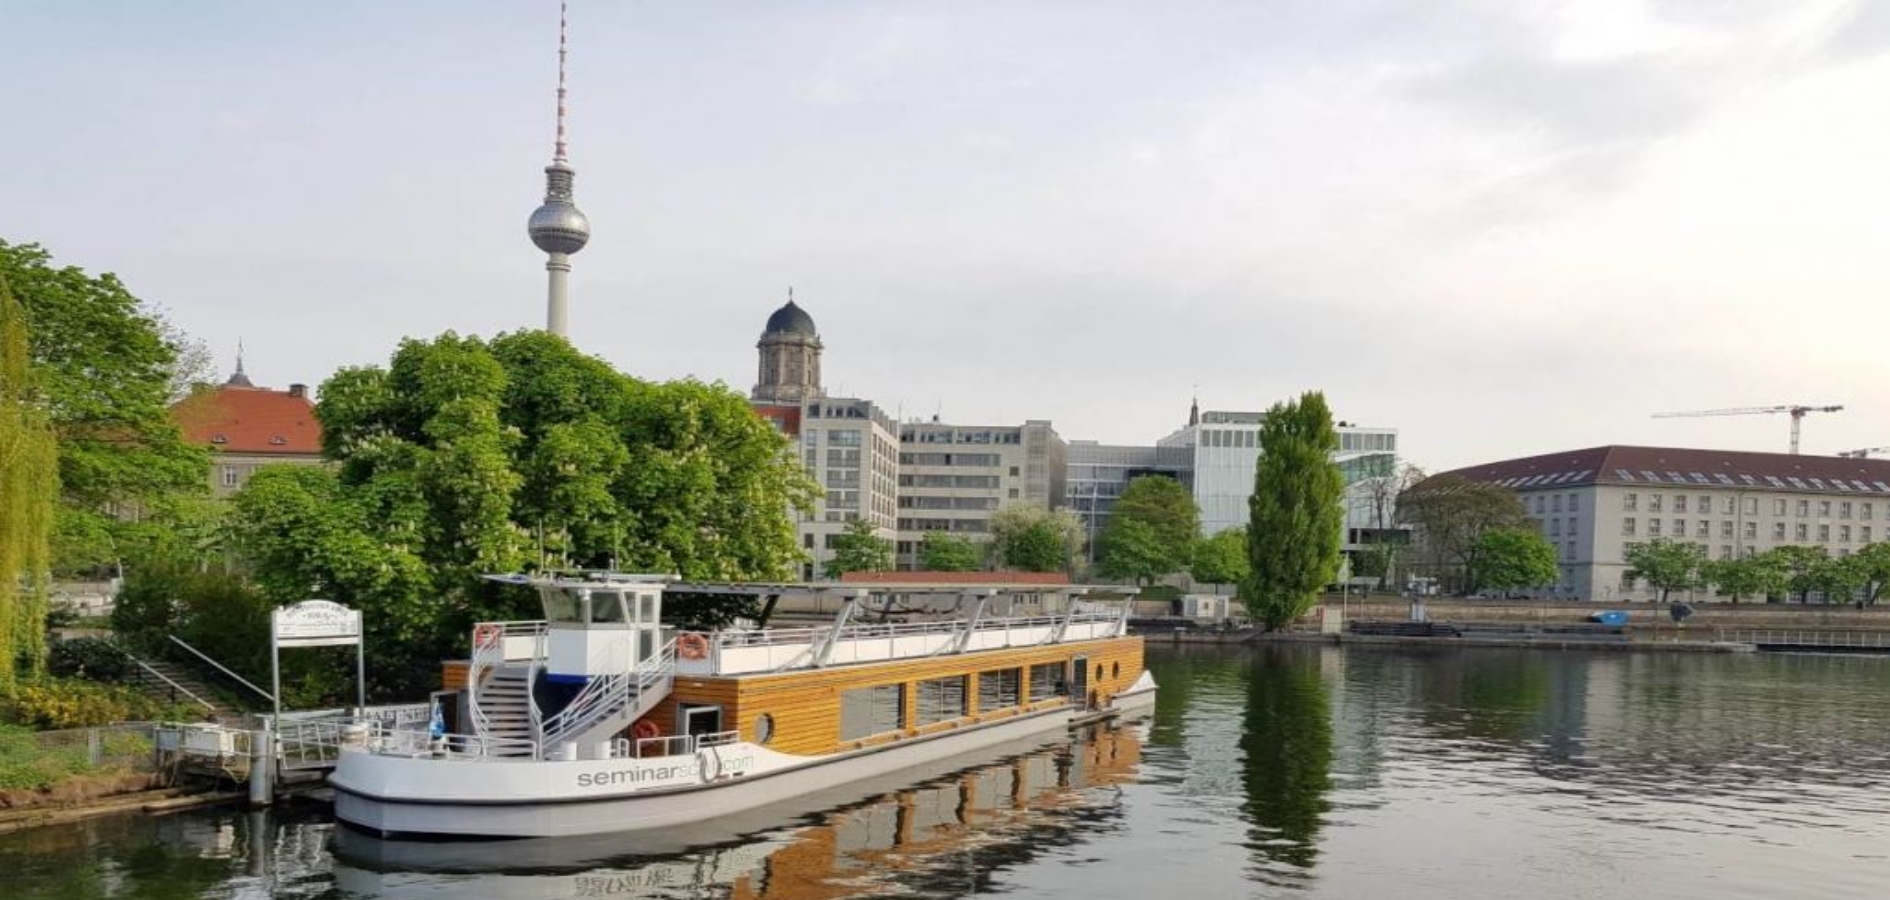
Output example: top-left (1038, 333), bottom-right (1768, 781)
top-left (752, 290), bottom-right (824, 404)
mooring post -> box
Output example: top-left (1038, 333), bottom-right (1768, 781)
top-left (248, 727), bottom-right (274, 808)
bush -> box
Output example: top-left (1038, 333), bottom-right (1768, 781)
top-left (1, 678), bottom-right (201, 730)
top-left (0, 725), bottom-right (93, 791)
top-left (48, 637), bottom-right (132, 681)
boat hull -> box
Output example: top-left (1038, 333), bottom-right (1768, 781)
top-left (334, 702), bottom-right (1123, 838)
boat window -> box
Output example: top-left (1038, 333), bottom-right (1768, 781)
top-left (1028, 662), bottom-right (1067, 702)
top-left (589, 590), bottom-right (628, 624)
top-left (1095, 663), bottom-right (1104, 682)
top-left (540, 587), bottom-right (581, 623)
top-left (1112, 662), bottom-right (1120, 679)
top-left (840, 685), bottom-right (904, 741)
top-left (978, 668), bottom-right (1021, 711)
top-left (754, 713), bottom-right (775, 744)
top-left (916, 676), bottom-right (968, 726)
top-left (638, 592), bottom-right (658, 624)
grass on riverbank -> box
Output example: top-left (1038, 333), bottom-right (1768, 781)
top-left (0, 724), bottom-right (152, 792)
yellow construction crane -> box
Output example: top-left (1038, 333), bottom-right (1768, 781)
top-left (1651, 404), bottom-right (1844, 455)
top-left (1839, 446), bottom-right (1890, 459)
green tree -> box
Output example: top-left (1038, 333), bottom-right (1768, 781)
top-left (990, 503), bottom-right (1082, 573)
top-left (1624, 538), bottom-right (1706, 606)
top-left (232, 333), bottom-right (817, 697)
top-left (823, 518), bottom-right (892, 578)
top-left (1099, 475), bottom-right (1198, 582)
top-left (0, 241), bottom-right (209, 576)
top-left (1810, 553), bottom-right (1868, 607)
top-left (1190, 527), bottom-right (1251, 587)
top-left (1097, 518), bottom-right (1172, 585)
top-left (1397, 474), bottom-right (1528, 595)
top-left (918, 532), bottom-right (982, 572)
top-left (0, 268), bottom-right (59, 693)
top-left (1471, 528), bottom-right (1559, 594)
top-left (1847, 541), bottom-right (1890, 605)
top-left (1701, 552), bottom-right (1790, 604)
top-left (1770, 545), bottom-right (1828, 603)
top-left (1244, 392), bottom-right (1344, 631)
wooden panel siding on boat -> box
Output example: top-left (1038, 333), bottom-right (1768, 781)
top-left (655, 637), bottom-right (1144, 757)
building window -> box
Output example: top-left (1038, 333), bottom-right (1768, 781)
top-left (1673, 519), bottom-right (1684, 536)
top-left (220, 466), bottom-right (239, 487)
top-left (1552, 495), bottom-right (1563, 513)
top-left (1818, 524), bottom-right (1831, 542)
top-left (1864, 503), bottom-right (1875, 521)
top-left (1028, 662), bottom-right (1067, 702)
top-left (1695, 520), bottom-right (1709, 538)
top-left (1865, 526), bottom-right (1875, 542)
top-left (1549, 519), bottom-right (1561, 536)
top-left (1841, 502), bottom-right (1853, 519)
top-left (1798, 500), bottom-right (1810, 517)
top-left (1535, 496), bottom-right (1547, 513)
top-left (979, 668), bottom-right (1021, 711)
top-left (1796, 523), bottom-right (1809, 541)
top-left (1819, 501), bottom-right (1833, 517)
top-left (916, 676), bottom-right (968, 726)
top-left (1774, 499), bottom-right (1787, 516)
top-left (1624, 493), bottom-right (1638, 511)
top-left (1649, 519), bottom-right (1663, 536)
top-left (1841, 525), bottom-right (1853, 543)
top-left (840, 685), bottom-right (905, 740)
top-left (1675, 496), bottom-right (1688, 513)
top-left (1720, 521), bottom-right (1734, 539)
top-left (1720, 545), bottom-right (1733, 560)
top-left (1743, 497), bottom-right (1758, 516)
top-left (1744, 522), bottom-right (1757, 540)
top-left (1623, 518), bottom-right (1636, 535)
top-left (1569, 494), bottom-right (1580, 512)
top-left (1773, 522), bottom-right (1787, 540)
top-left (1649, 494), bottom-right (1665, 512)
top-left (1620, 571), bottom-right (1636, 590)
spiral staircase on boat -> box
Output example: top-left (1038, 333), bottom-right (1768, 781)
top-left (464, 577), bottom-right (676, 759)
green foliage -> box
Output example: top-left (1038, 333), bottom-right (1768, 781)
top-left (1397, 474), bottom-right (1528, 594)
top-left (1471, 528), bottom-right (1560, 593)
top-left (1351, 542), bottom-right (1392, 581)
top-left (823, 519), bottom-right (893, 577)
top-left (1768, 545), bottom-right (1828, 603)
top-left (990, 504), bottom-right (1082, 573)
top-left (1, 263), bottom-right (60, 694)
top-left (1702, 552), bottom-right (1789, 604)
top-left (918, 532), bottom-right (982, 572)
top-left (1100, 476), bottom-right (1199, 583)
top-left (1243, 392), bottom-right (1345, 631)
top-left (1625, 538), bottom-right (1706, 604)
top-left (1846, 542), bottom-right (1890, 605)
top-left (3, 678), bottom-right (200, 730)
top-left (47, 638), bottom-right (130, 681)
top-left (1190, 527), bottom-right (1251, 586)
top-left (0, 241), bottom-right (210, 578)
top-left (231, 332), bottom-right (816, 698)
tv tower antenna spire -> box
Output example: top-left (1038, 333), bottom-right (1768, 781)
top-left (527, 0), bottom-right (590, 338)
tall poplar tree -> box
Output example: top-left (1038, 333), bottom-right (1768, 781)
top-left (1244, 392), bottom-right (1344, 631)
top-left (0, 270), bottom-right (59, 693)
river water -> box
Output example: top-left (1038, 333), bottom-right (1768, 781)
top-left (6, 644), bottom-right (1890, 899)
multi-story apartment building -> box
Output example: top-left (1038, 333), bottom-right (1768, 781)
top-left (893, 419), bottom-right (1067, 568)
top-left (785, 397), bottom-right (901, 579)
top-left (1442, 445), bottom-right (1890, 601)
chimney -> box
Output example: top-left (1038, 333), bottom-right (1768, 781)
top-left (289, 383), bottom-right (308, 398)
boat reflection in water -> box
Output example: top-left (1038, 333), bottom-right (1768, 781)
top-left (332, 719), bottom-right (1145, 899)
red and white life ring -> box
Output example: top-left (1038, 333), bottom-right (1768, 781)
top-left (473, 623), bottom-right (502, 649)
top-left (632, 718), bottom-right (662, 741)
top-left (677, 632), bottom-right (711, 660)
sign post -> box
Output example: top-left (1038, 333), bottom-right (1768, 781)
top-left (270, 600), bottom-right (365, 717)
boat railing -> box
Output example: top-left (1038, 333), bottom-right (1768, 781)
top-left (626, 728), bottom-right (742, 759)
top-left (362, 722), bottom-right (540, 760)
top-left (711, 611), bottom-right (1123, 650)
top-left (539, 638), bottom-right (679, 754)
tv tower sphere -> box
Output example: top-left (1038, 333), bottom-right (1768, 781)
top-left (528, 164), bottom-right (591, 255)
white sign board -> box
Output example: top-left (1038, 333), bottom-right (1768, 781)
top-left (273, 599), bottom-right (362, 647)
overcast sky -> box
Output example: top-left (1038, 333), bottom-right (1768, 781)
top-left (5, 1), bottom-right (1889, 471)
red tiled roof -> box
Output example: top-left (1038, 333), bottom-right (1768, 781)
top-left (1439, 445), bottom-right (1890, 496)
top-left (841, 571), bottom-right (1070, 585)
top-left (170, 385), bottom-right (323, 455)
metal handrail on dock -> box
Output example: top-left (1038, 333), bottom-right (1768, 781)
top-left (1718, 628), bottom-right (1890, 649)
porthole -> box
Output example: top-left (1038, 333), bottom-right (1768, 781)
top-left (1112, 662), bottom-right (1120, 679)
top-left (755, 713), bottom-right (775, 744)
top-left (1095, 663), bottom-right (1104, 681)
